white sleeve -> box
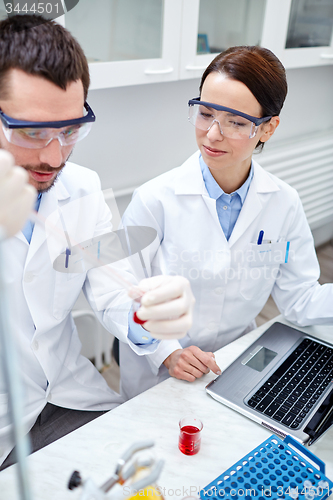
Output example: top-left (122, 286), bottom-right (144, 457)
top-left (82, 181), bottom-right (160, 355)
top-left (145, 340), bottom-right (183, 375)
top-left (272, 195), bottom-right (333, 326)
top-left (121, 188), bottom-right (165, 277)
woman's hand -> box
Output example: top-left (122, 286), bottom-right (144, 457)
top-left (163, 346), bottom-right (221, 381)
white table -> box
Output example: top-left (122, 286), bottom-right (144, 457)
top-left (1, 316), bottom-right (333, 500)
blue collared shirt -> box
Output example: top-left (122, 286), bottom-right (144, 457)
top-left (199, 155), bottom-right (254, 240)
top-left (22, 193), bottom-right (42, 243)
top-left (127, 305), bottom-right (158, 346)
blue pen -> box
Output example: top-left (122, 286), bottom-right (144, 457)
top-left (257, 230), bottom-right (264, 245)
top-left (65, 247), bottom-right (71, 269)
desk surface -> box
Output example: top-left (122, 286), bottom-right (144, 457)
top-left (1, 316), bottom-right (333, 500)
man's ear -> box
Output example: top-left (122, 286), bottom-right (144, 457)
top-left (260, 116), bottom-right (280, 143)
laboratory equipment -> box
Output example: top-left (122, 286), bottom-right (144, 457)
top-left (178, 415), bottom-right (203, 456)
top-left (0, 241), bottom-right (32, 500)
top-left (200, 434), bottom-right (333, 500)
top-left (67, 440), bottom-right (164, 500)
top-left (30, 210), bottom-right (147, 323)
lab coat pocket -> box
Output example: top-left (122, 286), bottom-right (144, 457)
top-left (53, 271), bottom-right (86, 320)
top-left (239, 244), bottom-right (280, 301)
top-left (248, 241), bottom-right (290, 267)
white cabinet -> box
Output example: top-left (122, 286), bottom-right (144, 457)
top-left (180, 0), bottom-right (267, 80)
top-left (64, 0), bottom-right (271, 89)
top-left (0, 5), bottom-right (8, 20)
top-left (180, 0), bottom-right (333, 77)
top-left (261, 0), bottom-right (333, 68)
top-left (65, 0), bottom-right (332, 90)
top-left (2, 0), bottom-right (331, 89)
top-left (64, 0), bottom-right (182, 89)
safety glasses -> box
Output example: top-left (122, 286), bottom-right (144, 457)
top-left (0, 102), bottom-right (96, 149)
top-left (188, 97), bottom-right (272, 139)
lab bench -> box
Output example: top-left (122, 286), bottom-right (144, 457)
top-left (0, 316), bottom-right (332, 500)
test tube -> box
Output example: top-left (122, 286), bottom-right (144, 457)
top-left (132, 300), bottom-right (147, 324)
top-left (30, 210), bottom-right (146, 323)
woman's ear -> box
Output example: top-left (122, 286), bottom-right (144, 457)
top-left (260, 116), bottom-right (280, 143)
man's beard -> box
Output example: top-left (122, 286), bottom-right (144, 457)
top-left (24, 162), bottom-right (65, 193)
top-left (25, 147), bottom-right (73, 193)
top-left (40, 171), bottom-right (60, 193)
top-left (0, 148), bottom-right (73, 194)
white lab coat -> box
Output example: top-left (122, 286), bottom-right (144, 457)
top-left (0, 162), bottom-right (153, 465)
top-left (119, 151), bottom-right (333, 400)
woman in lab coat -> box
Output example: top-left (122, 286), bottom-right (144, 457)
top-left (119, 46), bottom-right (333, 400)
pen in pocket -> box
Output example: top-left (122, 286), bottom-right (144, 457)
top-left (257, 230), bottom-right (264, 245)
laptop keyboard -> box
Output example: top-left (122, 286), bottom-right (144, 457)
top-left (246, 338), bottom-right (333, 429)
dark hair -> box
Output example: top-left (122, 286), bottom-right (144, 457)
top-left (199, 46), bottom-right (288, 150)
top-left (0, 15), bottom-right (90, 100)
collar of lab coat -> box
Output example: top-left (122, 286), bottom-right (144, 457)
top-left (175, 150), bottom-right (280, 247)
top-left (16, 166), bottom-right (71, 263)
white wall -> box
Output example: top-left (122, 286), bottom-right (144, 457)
top-left (71, 64), bottom-right (333, 222)
top-left (71, 77), bottom-right (199, 193)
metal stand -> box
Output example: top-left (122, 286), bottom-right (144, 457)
top-left (0, 238), bottom-right (32, 500)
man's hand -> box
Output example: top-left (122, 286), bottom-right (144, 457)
top-left (0, 151), bottom-right (36, 238)
top-left (163, 346), bottom-right (222, 381)
top-left (131, 275), bottom-right (195, 340)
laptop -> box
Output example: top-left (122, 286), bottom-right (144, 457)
top-left (206, 322), bottom-right (333, 445)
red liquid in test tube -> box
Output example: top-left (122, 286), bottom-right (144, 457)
top-left (133, 299), bottom-right (147, 325)
top-left (133, 311), bottom-right (146, 325)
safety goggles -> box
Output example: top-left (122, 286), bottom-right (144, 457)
top-left (188, 98), bottom-right (272, 139)
top-left (0, 102), bottom-right (95, 149)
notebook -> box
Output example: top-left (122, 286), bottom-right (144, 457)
top-left (206, 322), bottom-right (333, 445)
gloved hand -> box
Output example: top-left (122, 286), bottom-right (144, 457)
top-left (0, 150), bottom-right (36, 238)
top-left (130, 275), bottom-right (195, 340)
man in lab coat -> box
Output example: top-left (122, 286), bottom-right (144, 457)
top-left (0, 15), bottom-right (195, 469)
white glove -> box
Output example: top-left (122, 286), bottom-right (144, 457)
top-left (0, 151), bottom-right (36, 239)
top-left (130, 275), bottom-right (195, 340)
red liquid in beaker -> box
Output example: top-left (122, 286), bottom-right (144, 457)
top-left (178, 425), bottom-right (201, 455)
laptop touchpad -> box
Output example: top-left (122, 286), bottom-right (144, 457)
top-left (241, 345), bottom-right (277, 372)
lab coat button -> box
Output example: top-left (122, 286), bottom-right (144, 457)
top-left (33, 340), bottom-right (39, 351)
top-left (24, 272), bottom-right (34, 283)
top-left (215, 287), bottom-right (223, 295)
top-left (208, 322), bottom-right (216, 330)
